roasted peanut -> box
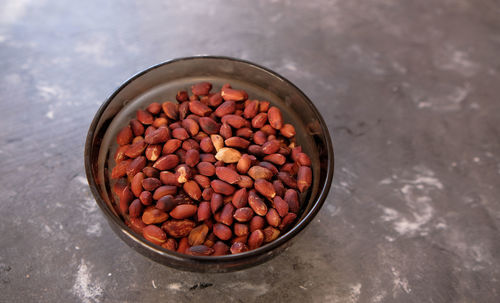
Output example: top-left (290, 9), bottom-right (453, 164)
top-left (267, 106), bottom-right (283, 129)
top-left (162, 219), bottom-right (196, 238)
top-left (183, 180), bottom-right (202, 201)
top-left (248, 229), bottom-right (264, 249)
top-left (215, 166), bottom-right (241, 184)
top-left (170, 204), bottom-right (198, 219)
top-left (197, 162), bottom-right (216, 177)
top-left (213, 223), bottom-right (232, 240)
top-left (143, 225), bottom-right (167, 245)
top-left (136, 109), bottom-right (154, 125)
top-left (248, 189), bottom-right (268, 216)
top-left (142, 177), bottom-right (161, 191)
top-left (188, 224), bottom-right (209, 246)
top-left (116, 125), bottom-right (133, 145)
top-left (297, 166), bottom-right (312, 193)
top-left (142, 206), bottom-right (168, 224)
top-left (191, 82), bottom-right (212, 96)
top-left (232, 188), bottom-right (248, 209)
top-left (215, 147), bottom-right (242, 163)
top-left (111, 81), bottom-right (314, 255)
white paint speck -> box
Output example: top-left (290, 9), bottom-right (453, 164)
top-left (76, 176), bottom-right (88, 185)
top-left (79, 197), bottom-right (102, 237)
top-left (167, 283), bottom-right (182, 291)
top-left (299, 285), bottom-right (307, 290)
top-left (43, 224), bottom-right (52, 233)
top-left (394, 185), bottom-right (434, 235)
top-left (152, 280), bottom-right (157, 289)
top-left (349, 283), bottom-right (362, 303)
top-left (469, 102), bottom-right (480, 109)
top-left (46, 110), bottom-right (54, 119)
top-left (385, 236), bottom-right (396, 242)
top-left (341, 167), bottom-right (358, 178)
top-left (381, 166), bottom-right (443, 236)
top-left (75, 35), bottom-right (115, 67)
top-left (72, 260), bottom-right (103, 303)
top-left (414, 83), bottom-right (471, 112)
top-left (75, 246), bottom-right (80, 250)
top-left (326, 204), bottom-right (340, 217)
top-left (436, 222), bottom-right (447, 229)
top-left (82, 197), bottom-right (98, 212)
top-left (392, 61), bottom-right (407, 74)
top-left (417, 101), bottom-right (432, 109)
top-left (107, 273), bottom-right (112, 277)
top-left (50, 56), bottom-right (71, 65)
top-left (401, 173), bottom-right (443, 189)
top-left (227, 283), bottom-right (269, 297)
top-left (270, 13), bottom-right (283, 23)
top-left (86, 222), bottom-right (102, 237)
top-left (0, 0), bottom-right (34, 24)
top-left (473, 157), bottom-right (480, 163)
top-left (470, 245), bottom-right (491, 264)
top-left (347, 44), bottom-right (386, 75)
top-left (435, 48), bottom-right (479, 77)
top-left (379, 178), bottom-right (393, 185)
top-left (37, 84), bottom-right (67, 101)
top-left (372, 290), bottom-right (387, 303)
top-left (284, 62), bottom-right (297, 71)
top-left (391, 267), bottom-right (411, 295)
top-left (4, 73), bottom-right (21, 85)
top-left (381, 208), bottom-right (399, 222)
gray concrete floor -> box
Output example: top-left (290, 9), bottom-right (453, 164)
top-left (1, 0), bottom-right (500, 302)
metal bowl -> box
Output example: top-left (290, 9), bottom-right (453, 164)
top-left (84, 56), bottom-right (334, 272)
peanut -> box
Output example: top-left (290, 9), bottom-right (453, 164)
top-left (111, 81), bottom-right (314, 255)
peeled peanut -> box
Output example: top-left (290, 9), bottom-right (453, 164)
top-left (267, 106), bottom-right (283, 129)
top-left (170, 204), bottom-right (198, 219)
top-left (248, 229), bottom-right (264, 249)
top-left (143, 225), bottom-right (167, 245)
top-left (297, 166), bottom-right (312, 193)
top-left (215, 167), bottom-right (241, 184)
top-left (230, 242), bottom-right (249, 254)
top-left (112, 81), bottom-right (315, 254)
top-left (188, 224), bottom-right (209, 246)
top-left (215, 147), bottom-right (242, 163)
top-left (213, 223), bottom-right (232, 240)
top-left (142, 206), bottom-right (168, 224)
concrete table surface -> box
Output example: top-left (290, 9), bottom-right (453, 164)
top-left (1, 0), bottom-right (499, 302)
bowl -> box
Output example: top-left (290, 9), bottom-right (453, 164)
top-left (84, 56), bottom-right (334, 272)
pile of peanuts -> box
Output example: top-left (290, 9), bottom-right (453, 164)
top-left (111, 82), bottom-right (312, 256)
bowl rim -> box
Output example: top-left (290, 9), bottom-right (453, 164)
top-left (84, 55), bottom-right (334, 263)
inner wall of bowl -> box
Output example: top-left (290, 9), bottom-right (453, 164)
top-left (94, 57), bottom-right (327, 237)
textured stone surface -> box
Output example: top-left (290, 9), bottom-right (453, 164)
top-left (1, 0), bottom-right (500, 302)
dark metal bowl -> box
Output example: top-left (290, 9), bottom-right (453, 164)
top-left (84, 56), bottom-right (334, 272)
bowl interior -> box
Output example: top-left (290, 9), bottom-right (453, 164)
top-left (85, 56), bottom-right (333, 272)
